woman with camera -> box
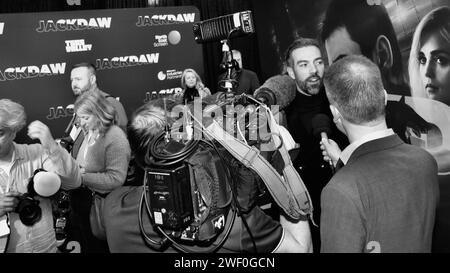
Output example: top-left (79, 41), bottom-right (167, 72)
top-left (0, 99), bottom-right (81, 253)
top-left (69, 91), bottom-right (131, 253)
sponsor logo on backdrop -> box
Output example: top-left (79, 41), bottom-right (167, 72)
top-left (144, 87), bottom-right (183, 102)
top-left (66, 0), bottom-right (81, 5)
top-left (36, 17), bottom-right (112, 32)
top-left (154, 35), bottom-right (168, 47)
top-left (0, 22), bottom-right (4, 35)
top-left (136, 13), bottom-right (195, 27)
top-left (47, 104), bottom-right (75, 120)
top-left (0, 62), bottom-right (66, 81)
top-left (154, 31), bottom-right (182, 47)
top-left (157, 71), bottom-right (167, 80)
top-left (366, 0), bottom-right (382, 5)
top-left (157, 69), bottom-right (183, 81)
top-left (65, 39), bottom-right (92, 53)
top-left (96, 53), bottom-right (159, 70)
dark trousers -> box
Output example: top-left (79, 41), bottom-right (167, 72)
top-left (66, 187), bottom-right (109, 253)
top-left (297, 163), bottom-right (333, 253)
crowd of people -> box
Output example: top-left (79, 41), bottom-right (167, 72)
top-left (0, 0), bottom-right (449, 253)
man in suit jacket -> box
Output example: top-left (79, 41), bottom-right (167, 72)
top-left (319, 55), bottom-right (439, 253)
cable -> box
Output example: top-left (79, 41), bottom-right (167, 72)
top-left (202, 139), bottom-right (257, 253)
top-left (153, 141), bottom-right (236, 253)
top-left (145, 131), bottom-right (199, 167)
top-left (138, 170), bottom-right (169, 250)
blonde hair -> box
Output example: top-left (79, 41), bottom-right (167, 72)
top-left (128, 98), bottom-right (177, 156)
top-left (0, 99), bottom-right (27, 133)
top-left (74, 91), bottom-right (115, 135)
top-left (409, 6), bottom-right (450, 99)
top-left (180, 68), bottom-right (206, 91)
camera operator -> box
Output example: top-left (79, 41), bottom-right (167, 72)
top-left (0, 99), bottom-right (81, 253)
top-left (101, 98), bottom-right (312, 253)
top-left (218, 49), bottom-right (260, 95)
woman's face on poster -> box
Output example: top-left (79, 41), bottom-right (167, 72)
top-left (419, 28), bottom-right (450, 105)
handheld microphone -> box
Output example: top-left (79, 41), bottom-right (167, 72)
top-left (253, 74), bottom-right (296, 110)
top-left (311, 113), bottom-right (335, 173)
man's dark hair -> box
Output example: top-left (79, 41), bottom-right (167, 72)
top-left (324, 55), bottom-right (385, 125)
top-left (321, 0), bottom-right (403, 79)
top-left (285, 37), bottom-right (321, 67)
top-left (71, 62), bottom-right (97, 76)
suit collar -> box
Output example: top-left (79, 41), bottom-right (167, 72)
top-left (346, 134), bottom-right (404, 166)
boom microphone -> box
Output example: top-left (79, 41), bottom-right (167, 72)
top-left (253, 74), bottom-right (296, 110)
top-left (311, 113), bottom-right (335, 173)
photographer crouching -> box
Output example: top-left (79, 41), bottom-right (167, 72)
top-left (101, 97), bottom-right (312, 253)
top-left (0, 99), bottom-right (81, 253)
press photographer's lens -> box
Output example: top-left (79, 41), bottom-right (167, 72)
top-left (15, 195), bottom-right (42, 226)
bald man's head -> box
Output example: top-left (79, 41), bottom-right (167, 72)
top-left (324, 55), bottom-right (386, 125)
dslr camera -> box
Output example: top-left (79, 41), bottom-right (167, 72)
top-left (15, 169), bottom-right (61, 226)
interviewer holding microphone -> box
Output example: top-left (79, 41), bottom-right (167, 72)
top-left (0, 99), bottom-right (81, 253)
top-left (319, 56), bottom-right (438, 252)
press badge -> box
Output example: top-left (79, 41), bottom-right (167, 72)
top-left (69, 126), bottom-right (81, 141)
top-left (0, 217), bottom-right (10, 237)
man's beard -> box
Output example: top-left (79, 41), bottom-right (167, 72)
top-left (299, 75), bottom-right (323, 95)
top-left (72, 85), bottom-right (90, 96)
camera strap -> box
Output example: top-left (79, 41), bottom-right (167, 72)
top-left (203, 110), bottom-right (313, 222)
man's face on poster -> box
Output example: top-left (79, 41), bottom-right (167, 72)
top-left (325, 26), bottom-right (363, 65)
top-left (287, 46), bottom-right (325, 95)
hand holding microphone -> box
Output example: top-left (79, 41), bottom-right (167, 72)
top-left (320, 138), bottom-right (341, 168)
top-left (312, 114), bottom-right (341, 173)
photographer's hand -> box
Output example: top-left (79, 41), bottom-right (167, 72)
top-left (0, 192), bottom-right (21, 217)
top-left (27, 120), bottom-right (58, 152)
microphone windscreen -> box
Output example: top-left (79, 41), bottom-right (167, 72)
top-left (253, 74), bottom-right (296, 110)
top-left (33, 171), bottom-right (61, 197)
top-left (312, 113), bottom-right (332, 137)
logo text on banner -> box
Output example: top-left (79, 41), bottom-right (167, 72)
top-left (96, 53), bottom-right (160, 70)
top-left (36, 17), bottom-right (112, 32)
top-left (158, 69), bottom-right (183, 81)
top-left (144, 87), bottom-right (183, 102)
top-left (65, 39), bottom-right (92, 52)
top-left (136, 13), bottom-right (195, 26)
top-left (66, 0), bottom-right (81, 6)
top-left (0, 62), bottom-right (66, 81)
top-left (154, 35), bottom-right (168, 47)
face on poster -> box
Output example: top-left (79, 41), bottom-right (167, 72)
top-left (251, 0), bottom-right (450, 173)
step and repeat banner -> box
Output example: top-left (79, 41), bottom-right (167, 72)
top-left (0, 6), bottom-right (203, 143)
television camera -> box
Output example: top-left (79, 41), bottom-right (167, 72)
top-left (137, 11), bottom-right (313, 253)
